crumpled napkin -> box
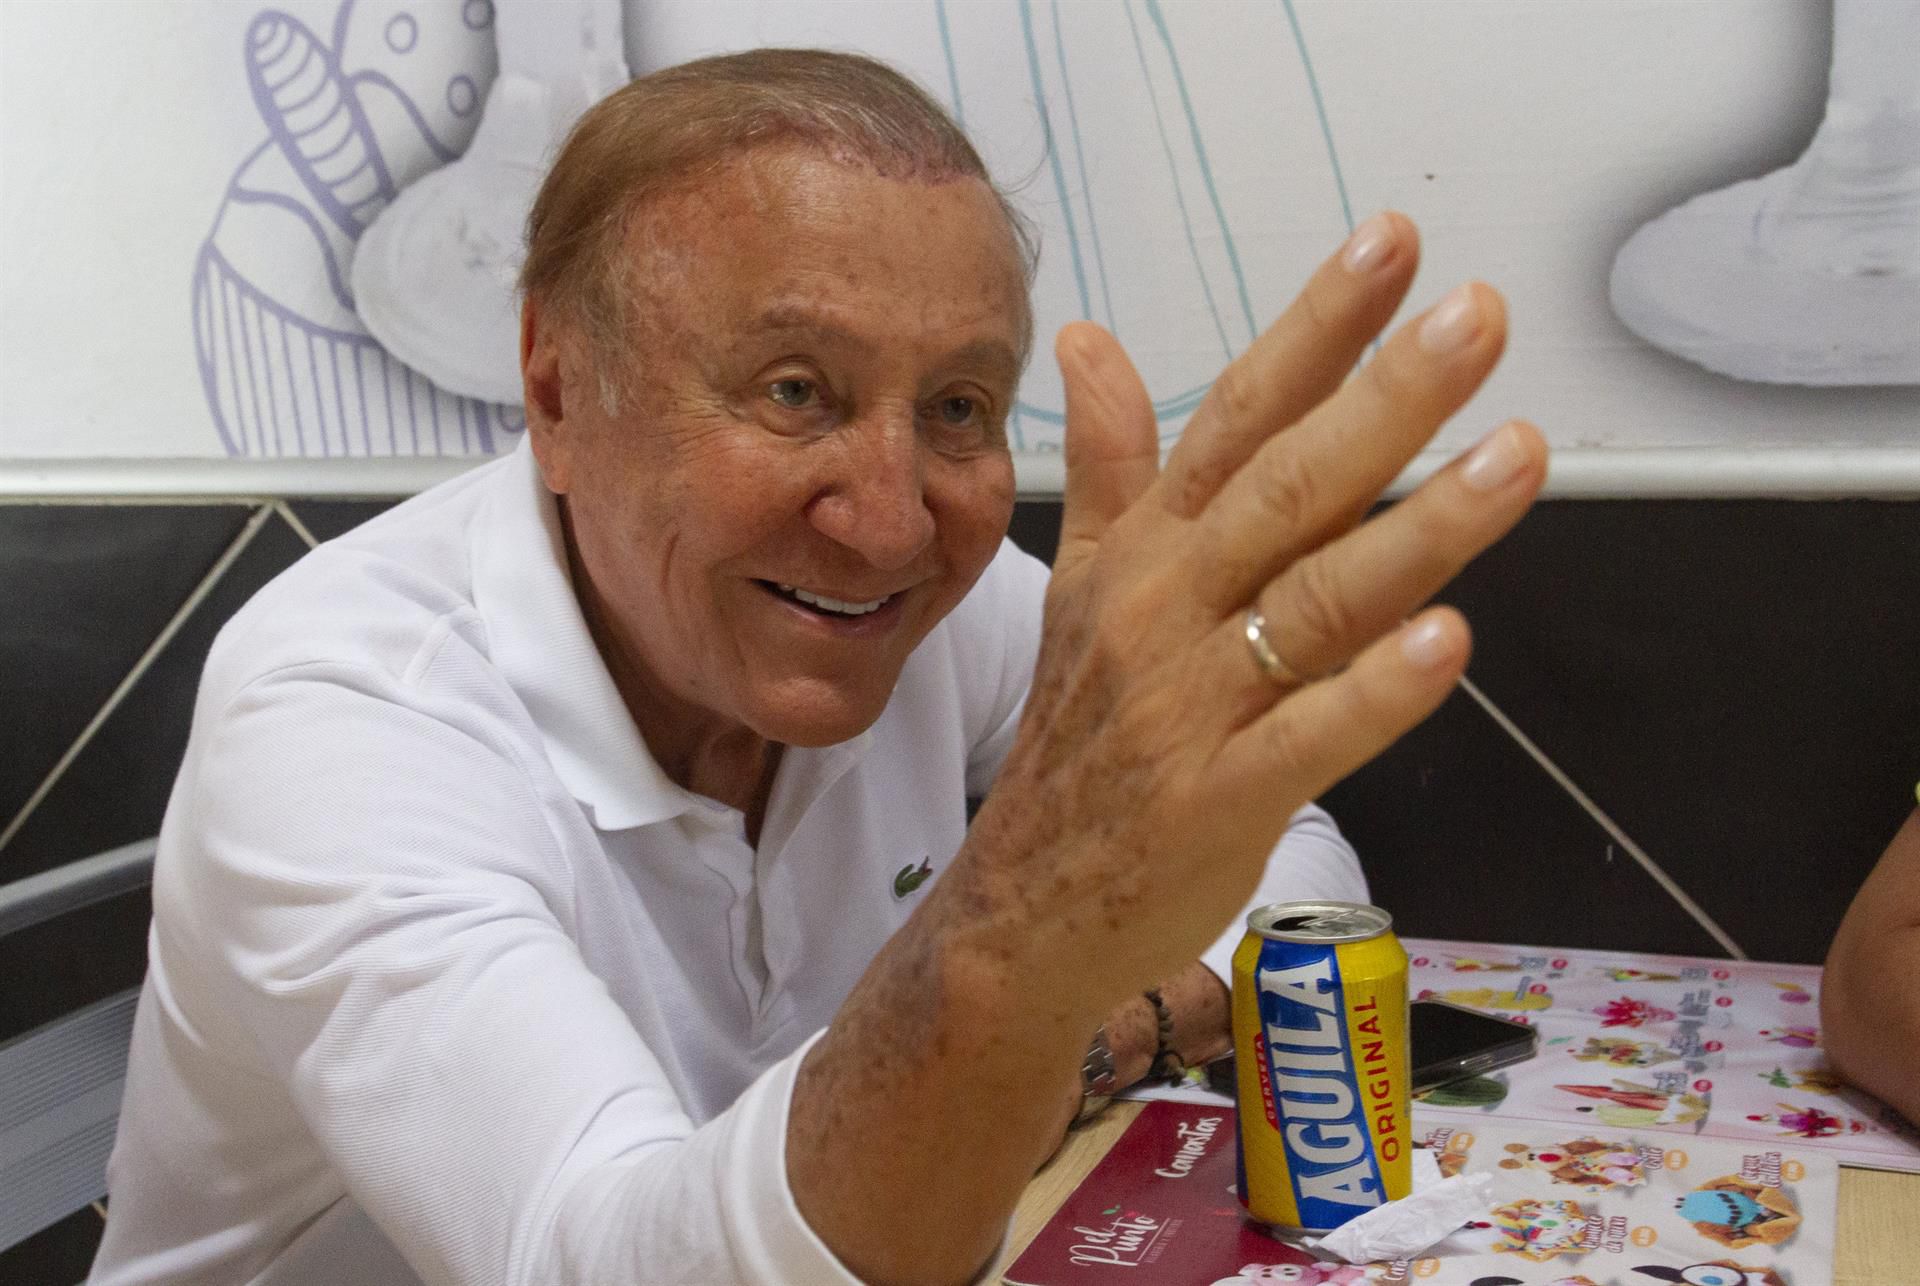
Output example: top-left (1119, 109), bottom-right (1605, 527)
top-left (1300, 1148), bottom-right (1493, 1264)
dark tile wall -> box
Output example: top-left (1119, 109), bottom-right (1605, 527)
top-left (3, 492), bottom-right (1916, 1274)
top-left (1001, 497), bottom-right (1920, 964)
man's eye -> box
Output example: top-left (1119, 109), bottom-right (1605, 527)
top-left (935, 396), bottom-right (980, 427)
top-left (768, 378), bottom-right (818, 409)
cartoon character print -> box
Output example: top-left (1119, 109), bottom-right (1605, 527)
top-left (1632, 1263), bottom-right (1787, 1286)
top-left (1416, 1074), bottom-right (1511, 1109)
top-left (1417, 1130), bottom-right (1477, 1178)
top-left (1208, 1265), bottom-right (1367, 1286)
top-left (1676, 1175), bottom-right (1802, 1250)
top-left (1557, 1080), bottom-right (1709, 1128)
top-left (1594, 995), bottom-right (1676, 1028)
top-left (1756, 1065), bottom-right (1842, 1095)
top-left (1744, 1102), bottom-right (1867, 1137)
top-left (1445, 955), bottom-right (1523, 973)
top-left (1600, 966), bottom-right (1682, 982)
top-left (1423, 1133), bottom-right (1475, 1178)
top-left (1756, 1026), bottom-right (1818, 1049)
top-left (1571, 1035), bottom-right (1678, 1069)
top-left (1470, 1196), bottom-right (1593, 1261)
top-left (1498, 1138), bottom-right (1648, 1191)
top-left (1469, 1276), bottom-right (1605, 1286)
top-left (1426, 986), bottom-right (1553, 1013)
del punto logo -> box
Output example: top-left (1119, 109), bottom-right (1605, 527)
top-left (1066, 1113), bottom-right (1216, 1266)
top-left (1067, 1209), bottom-right (1166, 1267)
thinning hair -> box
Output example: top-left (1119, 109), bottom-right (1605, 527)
top-left (520, 48), bottom-right (1037, 404)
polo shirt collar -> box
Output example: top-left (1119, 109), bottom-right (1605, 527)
top-left (469, 439), bottom-right (697, 831)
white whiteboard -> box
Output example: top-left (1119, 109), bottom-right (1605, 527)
top-left (3, 0), bottom-right (1916, 495)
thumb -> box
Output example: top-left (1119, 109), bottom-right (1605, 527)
top-left (1056, 322), bottom-right (1158, 569)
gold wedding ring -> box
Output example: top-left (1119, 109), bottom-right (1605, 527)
top-left (1243, 608), bottom-right (1302, 687)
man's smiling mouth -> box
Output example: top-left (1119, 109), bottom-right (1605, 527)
top-left (760, 581), bottom-right (895, 618)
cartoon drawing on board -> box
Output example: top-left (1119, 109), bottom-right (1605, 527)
top-left (191, 0), bottom-right (525, 458)
top-left (353, 0), bottom-right (627, 403)
top-left (1611, 0), bottom-right (1920, 384)
top-left (935, 0), bottom-right (1353, 451)
top-left (193, 0), bottom-right (1355, 459)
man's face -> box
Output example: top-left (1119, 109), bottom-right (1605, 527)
top-left (526, 147), bottom-right (1026, 751)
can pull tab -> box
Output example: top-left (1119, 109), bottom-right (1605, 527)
top-left (1273, 909), bottom-right (1372, 935)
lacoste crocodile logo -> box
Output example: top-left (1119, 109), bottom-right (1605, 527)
top-left (892, 857), bottom-right (934, 900)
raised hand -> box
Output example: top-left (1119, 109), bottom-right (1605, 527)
top-left (962, 212), bottom-right (1547, 1013)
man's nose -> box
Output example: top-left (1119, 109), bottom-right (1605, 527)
top-left (806, 413), bottom-right (936, 570)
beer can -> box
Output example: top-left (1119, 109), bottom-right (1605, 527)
top-left (1231, 900), bottom-right (1411, 1233)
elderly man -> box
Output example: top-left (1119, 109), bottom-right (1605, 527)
top-left (92, 50), bottom-right (1544, 1286)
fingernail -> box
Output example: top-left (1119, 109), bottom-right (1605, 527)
top-left (1460, 421), bottom-right (1528, 492)
top-left (1341, 213), bottom-right (1395, 275)
top-left (1400, 615), bottom-right (1452, 669)
top-left (1418, 284), bottom-right (1481, 354)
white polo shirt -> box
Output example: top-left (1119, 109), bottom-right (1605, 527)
top-left (90, 441), bottom-right (1365, 1285)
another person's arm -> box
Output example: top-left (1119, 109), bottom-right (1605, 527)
top-left (1823, 803), bottom-right (1920, 1124)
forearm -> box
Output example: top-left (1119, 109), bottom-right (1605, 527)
top-left (787, 878), bottom-right (1107, 1286)
top-left (1823, 809), bottom-right (1920, 1125)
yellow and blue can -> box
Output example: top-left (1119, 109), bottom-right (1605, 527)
top-left (1231, 901), bottom-right (1411, 1233)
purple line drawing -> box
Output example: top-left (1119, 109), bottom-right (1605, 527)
top-left (192, 0), bottom-right (525, 458)
top-left (352, 0), bottom-right (629, 404)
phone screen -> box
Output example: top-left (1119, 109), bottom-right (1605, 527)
top-left (1410, 998), bottom-right (1539, 1090)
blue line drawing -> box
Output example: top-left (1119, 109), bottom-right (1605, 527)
top-left (192, 1), bottom-right (522, 458)
top-left (1123, 0), bottom-right (1235, 364)
top-left (1143, 1), bottom-right (1258, 346)
top-left (937, 0), bottom-right (1349, 447)
top-left (1280, 0), bottom-right (1356, 239)
top-left (1048, 0), bottom-right (1114, 332)
top-left (1020, 2), bottom-right (1091, 325)
top-left (934, 0), bottom-right (966, 133)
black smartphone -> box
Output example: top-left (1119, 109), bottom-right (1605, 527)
top-left (1200, 998), bottom-right (1538, 1097)
top-left (1410, 998), bottom-right (1539, 1091)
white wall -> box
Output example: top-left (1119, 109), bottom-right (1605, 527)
top-left (3, 0), bottom-right (1915, 489)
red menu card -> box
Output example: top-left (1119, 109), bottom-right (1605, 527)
top-left (1003, 1102), bottom-right (1315, 1284)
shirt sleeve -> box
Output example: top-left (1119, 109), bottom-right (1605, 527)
top-left (1198, 802), bottom-right (1369, 984)
top-left (168, 661), bottom-right (864, 1286)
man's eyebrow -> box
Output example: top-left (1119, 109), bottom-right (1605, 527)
top-left (747, 305), bottom-right (1020, 376)
top-left (747, 305), bottom-right (868, 349)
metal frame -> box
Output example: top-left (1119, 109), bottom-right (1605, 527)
top-left (5, 446), bottom-right (1920, 504)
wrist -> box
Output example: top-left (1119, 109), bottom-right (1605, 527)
top-left (1103, 994), bottom-right (1161, 1088)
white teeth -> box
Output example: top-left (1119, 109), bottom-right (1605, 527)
top-left (775, 583), bottom-right (890, 616)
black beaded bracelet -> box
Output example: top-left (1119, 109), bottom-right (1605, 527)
top-left (1143, 987), bottom-right (1185, 1085)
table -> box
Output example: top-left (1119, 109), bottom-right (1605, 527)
top-left (997, 1101), bottom-right (1920, 1286)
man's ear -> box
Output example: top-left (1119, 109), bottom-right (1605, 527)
top-left (521, 294), bottom-right (573, 494)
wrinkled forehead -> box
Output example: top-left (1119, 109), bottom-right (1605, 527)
top-left (619, 145), bottom-right (1035, 362)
